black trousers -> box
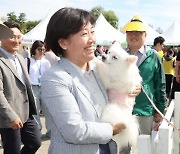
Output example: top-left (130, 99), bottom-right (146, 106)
top-left (0, 116), bottom-right (41, 154)
top-left (99, 144), bottom-right (111, 154)
top-left (171, 77), bottom-right (180, 99)
top-left (165, 74), bottom-right (173, 97)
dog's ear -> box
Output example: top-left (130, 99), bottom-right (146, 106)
top-left (126, 55), bottom-right (137, 64)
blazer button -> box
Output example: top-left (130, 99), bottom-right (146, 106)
top-left (24, 100), bottom-right (28, 103)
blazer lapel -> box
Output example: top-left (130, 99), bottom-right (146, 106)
top-left (16, 54), bottom-right (31, 86)
top-left (0, 50), bottom-right (27, 86)
top-left (92, 69), bottom-right (108, 104)
top-left (60, 58), bottom-right (102, 117)
top-left (0, 53), bottom-right (23, 83)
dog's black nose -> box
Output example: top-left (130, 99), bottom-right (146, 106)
top-left (102, 55), bottom-right (107, 62)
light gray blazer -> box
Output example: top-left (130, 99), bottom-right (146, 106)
top-left (0, 48), bottom-right (37, 128)
top-left (41, 57), bottom-right (117, 154)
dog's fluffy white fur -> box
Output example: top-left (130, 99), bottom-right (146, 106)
top-left (95, 42), bottom-right (142, 153)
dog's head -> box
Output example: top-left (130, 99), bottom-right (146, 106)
top-left (101, 42), bottom-right (138, 69)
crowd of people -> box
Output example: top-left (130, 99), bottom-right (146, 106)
top-left (0, 7), bottom-right (180, 154)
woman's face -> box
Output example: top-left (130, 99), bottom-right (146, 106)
top-left (59, 21), bottom-right (96, 66)
top-left (35, 45), bottom-right (45, 57)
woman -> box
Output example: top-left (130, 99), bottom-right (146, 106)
top-left (162, 49), bottom-right (176, 100)
top-left (41, 7), bottom-right (139, 154)
top-left (26, 40), bottom-right (50, 131)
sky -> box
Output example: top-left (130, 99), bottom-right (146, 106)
top-left (1, 0), bottom-right (180, 32)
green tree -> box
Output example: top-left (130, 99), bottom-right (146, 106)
top-left (7, 12), bottom-right (27, 24)
top-left (24, 20), bottom-right (40, 33)
top-left (103, 11), bottom-right (119, 29)
top-left (18, 13), bottom-right (26, 24)
top-left (90, 6), bottom-right (119, 29)
top-left (7, 12), bottom-right (18, 22)
top-left (90, 6), bottom-right (104, 20)
top-left (6, 12), bottom-right (39, 34)
top-left (7, 12), bottom-right (27, 33)
top-left (18, 13), bottom-right (27, 33)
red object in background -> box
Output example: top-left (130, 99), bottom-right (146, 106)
top-left (163, 47), bottom-right (168, 53)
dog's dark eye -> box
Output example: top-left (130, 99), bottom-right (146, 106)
top-left (112, 56), bottom-right (118, 60)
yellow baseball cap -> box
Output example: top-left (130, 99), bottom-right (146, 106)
top-left (0, 20), bottom-right (13, 39)
top-left (121, 15), bottom-right (148, 32)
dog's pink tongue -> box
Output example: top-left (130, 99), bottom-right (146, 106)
top-left (107, 89), bottom-right (135, 111)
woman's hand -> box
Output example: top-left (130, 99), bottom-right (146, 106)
top-left (129, 85), bottom-right (142, 97)
top-left (112, 123), bottom-right (126, 135)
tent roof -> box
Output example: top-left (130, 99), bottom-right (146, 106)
top-left (163, 21), bottom-right (180, 45)
top-left (23, 13), bottom-right (125, 46)
top-left (23, 12), bottom-right (171, 46)
top-left (22, 10), bottom-right (54, 44)
top-left (145, 25), bottom-right (171, 45)
top-left (94, 14), bottom-right (125, 45)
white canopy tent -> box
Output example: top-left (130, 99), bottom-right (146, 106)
top-left (23, 13), bottom-right (125, 46)
top-left (145, 25), bottom-right (171, 45)
top-left (145, 26), bottom-right (160, 45)
top-left (94, 14), bottom-right (125, 45)
top-left (22, 10), bottom-right (54, 44)
top-left (163, 21), bottom-right (180, 45)
top-left (23, 12), bottom-right (171, 46)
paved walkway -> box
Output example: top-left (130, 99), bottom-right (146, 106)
top-left (0, 116), bottom-right (50, 154)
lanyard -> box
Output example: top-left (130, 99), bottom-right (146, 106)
top-left (35, 59), bottom-right (41, 75)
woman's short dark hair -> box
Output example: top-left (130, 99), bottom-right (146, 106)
top-left (45, 7), bottom-right (95, 56)
top-left (30, 40), bottom-right (44, 56)
top-left (167, 49), bottom-right (174, 56)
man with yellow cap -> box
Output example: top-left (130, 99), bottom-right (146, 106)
top-left (121, 16), bottom-right (166, 137)
top-left (0, 21), bottom-right (13, 39)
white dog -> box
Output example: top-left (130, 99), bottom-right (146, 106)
top-left (95, 42), bottom-right (142, 154)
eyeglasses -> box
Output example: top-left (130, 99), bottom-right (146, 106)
top-left (37, 48), bottom-right (45, 52)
